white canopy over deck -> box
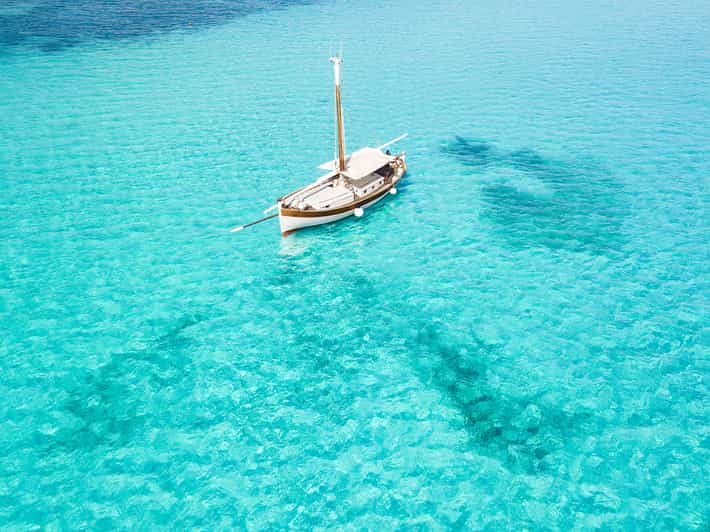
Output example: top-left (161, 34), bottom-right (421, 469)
top-left (317, 147), bottom-right (393, 180)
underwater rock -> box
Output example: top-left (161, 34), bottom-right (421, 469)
top-left (410, 321), bottom-right (593, 473)
top-left (442, 136), bottom-right (627, 254)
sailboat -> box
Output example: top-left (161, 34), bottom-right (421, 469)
top-left (231, 56), bottom-right (407, 236)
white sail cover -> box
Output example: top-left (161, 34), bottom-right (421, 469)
top-left (317, 147), bottom-right (393, 179)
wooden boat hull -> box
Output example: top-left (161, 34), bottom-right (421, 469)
top-left (279, 165), bottom-right (405, 235)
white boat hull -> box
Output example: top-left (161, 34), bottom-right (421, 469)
top-left (279, 188), bottom-right (393, 235)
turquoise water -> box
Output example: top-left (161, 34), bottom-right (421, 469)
top-left (1, 0), bottom-right (709, 528)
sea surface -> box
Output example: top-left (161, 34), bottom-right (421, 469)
top-left (1, 0), bottom-right (709, 528)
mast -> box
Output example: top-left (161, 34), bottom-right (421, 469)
top-left (330, 56), bottom-right (346, 172)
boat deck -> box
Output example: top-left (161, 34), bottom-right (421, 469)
top-left (297, 182), bottom-right (354, 210)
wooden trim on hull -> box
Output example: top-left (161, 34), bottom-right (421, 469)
top-left (280, 176), bottom-right (400, 218)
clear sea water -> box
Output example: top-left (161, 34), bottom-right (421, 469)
top-left (1, 0), bottom-right (709, 528)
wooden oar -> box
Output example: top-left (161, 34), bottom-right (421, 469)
top-left (230, 213), bottom-right (278, 233)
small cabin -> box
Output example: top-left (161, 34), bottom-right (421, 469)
top-left (349, 173), bottom-right (385, 196)
top-left (333, 147), bottom-right (394, 197)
